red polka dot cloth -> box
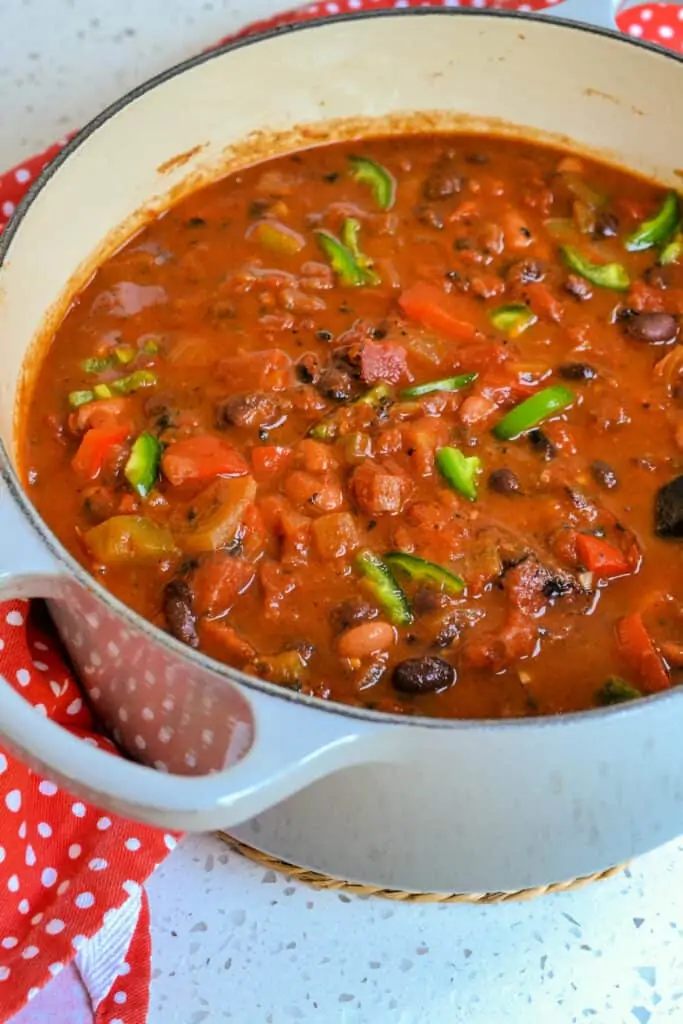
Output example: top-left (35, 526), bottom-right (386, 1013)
top-left (0, 2), bottom-right (681, 1022)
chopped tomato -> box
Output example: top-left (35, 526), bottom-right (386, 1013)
top-left (360, 340), bottom-right (408, 385)
top-left (251, 445), bottom-right (293, 482)
top-left (70, 397), bottom-right (134, 435)
top-left (399, 282), bottom-right (477, 342)
top-left (312, 512), bottom-right (360, 560)
top-left (459, 394), bottom-right (498, 427)
top-left (72, 426), bottom-right (131, 481)
top-left (241, 502), bottom-right (267, 560)
top-left (218, 348), bottom-right (292, 391)
top-left (351, 462), bottom-right (412, 516)
top-left (191, 552), bottom-right (255, 618)
top-left (626, 281), bottom-right (666, 314)
top-left (616, 613), bottom-right (670, 694)
top-left (575, 535), bottom-right (631, 578)
top-left (162, 435), bottom-right (249, 486)
top-left (525, 282), bottom-right (564, 323)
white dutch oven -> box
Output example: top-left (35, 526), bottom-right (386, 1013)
top-left (1, 6), bottom-right (683, 893)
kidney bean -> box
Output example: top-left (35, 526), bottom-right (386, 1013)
top-left (392, 655), bottom-right (456, 694)
top-left (558, 362), bottom-right (598, 381)
top-left (163, 579), bottom-right (199, 649)
top-left (338, 621), bottom-right (395, 659)
top-left (488, 468), bottom-right (521, 495)
top-left (591, 459), bottom-right (619, 490)
top-left (623, 312), bottom-right (679, 345)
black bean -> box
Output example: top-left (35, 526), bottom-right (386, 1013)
top-left (163, 580), bottom-right (198, 649)
top-left (330, 600), bottom-right (377, 634)
top-left (623, 312), bottom-right (679, 345)
top-left (593, 211), bottom-right (620, 238)
top-left (591, 460), bottom-right (619, 490)
top-left (296, 352), bottom-right (321, 384)
top-left (655, 475), bottom-right (683, 538)
top-left (217, 392), bottom-right (282, 429)
top-left (392, 656), bottom-right (456, 694)
top-left (317, 366), bottom-right (354, 402)
top-left (506, 259), bottom-right (545, 286)
top-left (542, 575), bottom-right (575, 600)
top-left (564, 274), bottom-right (592, 301)
top-left (414, 205), bottom-right (444, 230)
top-left (528, 429), bottom-right (556, 461)
top-left (423, 157), bottom-right (464, 202)
top-left (488, 468), bottom-right (521, 495)
top-left (558, 362), bottom-right (598, 381)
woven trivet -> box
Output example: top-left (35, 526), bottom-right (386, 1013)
top-left (217, 833), bottom-right (626, 903)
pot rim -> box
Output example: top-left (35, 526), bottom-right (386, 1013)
top-left (2, 6), bottom-right (681, 733)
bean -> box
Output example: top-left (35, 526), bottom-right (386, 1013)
top-left (564, 274), bottom-right (592, 301)
top-left (330, 599), bottom-right (377, 634)
top-left (488, 468), bottom-right (521, 495)
top-left (623, 312), bottom-right (678, 345)
top-left (593, 211), bottom-right (619, 238)
top-left (591, 459), bottom-right (619, 490)
top-left (338, 621), bottom-right (395, 660)
top-left (218, 392), bottom-right (282, 429)
top-left (317, 366), bottom-right (355, 401)
top-left (296, 352), bottom-right (321, 384)
top-left (392, 655), bottom-right (456, 694)
top-left (423, 157), bottom-right (464, 201)
top-left (163, 579), bottom-right (198, 649)
top-left (414, 205), bottom-right (444, 230)
top-left (528, 429), bottom-right (556, 461)
top-left (558, 362), bottom-right (597, 381)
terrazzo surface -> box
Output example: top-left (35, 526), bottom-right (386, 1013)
top-left (3, 0), bottom-right (683, 1021)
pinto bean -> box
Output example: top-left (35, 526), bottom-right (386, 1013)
top-left (488, 468), bottom-right (521, 495)
top-left (392, 655), bottom-right (455, 694)
top-left (163, 579), bottom-right (198, 649)
top-left (623, 312), bottom-right (679, 345)
top-left (338, 621), bottom-right (395, 659)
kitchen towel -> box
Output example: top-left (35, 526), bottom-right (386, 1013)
top-left (1, 2), bottom-right (681, 1021)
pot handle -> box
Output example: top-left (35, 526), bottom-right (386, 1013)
top-left (0, 674), bottom-right (390, 832)
top-left (0, 474), bottom-right (390, 831)
top-left (535, 0), bottom-right (618, 32)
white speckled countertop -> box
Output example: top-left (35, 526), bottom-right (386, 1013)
top-left (3, 2), bottom-right (683, 1022)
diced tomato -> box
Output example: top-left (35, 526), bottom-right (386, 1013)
top-left (501, 208), bottom-right (534, 252)
top-left (72, 426), bottom-right (131, 481)
top-left (296, 439), bottom-right (337, 475)
top-left (575, 534), bottom-right (631, 578)
top-left (200, 619), bottom-right (256, 666)
top-left (351, 462), bottom-right (412, 516)
top-left (360, 341), bottom-right (408, 385)
top-left (259, 495), bottom-right (312, 564)
top-left (462, 611), bottom-right (537, 671)
top-left (191, 552), bottom-right (255, 618)
top-left (459, 394), bottom-right (498, 427)
top-left (241, 503), bottom-right (267, 561)
top-left (525, 282), bottom-right (564, 323)
top-left (218, 348), bottom-right (292, 391)
top-left (399, 282), bottom-right (477, 342)
top-left (70, 397), bottom-right (135, 435)
top-left (312, 512), bottom-right (360, 560)
top-left (284, 470), bottom-right (344, 514)
top-left (447, 200), bottom-right (480, 223)
top-left (259, 560), bottom-right (299, 620)
top-left (251, 445), bottom-right (293, 482)
top-left (616, 613), bottom-right (670, 694)
top-left (161, 435), bottom-right (249, 486)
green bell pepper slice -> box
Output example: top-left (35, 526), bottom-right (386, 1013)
top-left (124, 432), bottom-right (161, 498)
top-left (111, 369), bottom-right (158, 395)
top-left (355, 382), bottom-right (393, 408)
top-left (349, 155), bottom-right (396, 211)
top-left (436, 447), bottom-right (482, 502)
top-left (68, 390), bottom-right (95, 409)
top-left (400, 373), bottom-right (477, 399)
top-left (493, 385), bottom-right (575, 441)
top-left (384, 552), bottom-right (465, 594)
top-left (355, 549), bottom-right (412, 626)
top-left (626, 191), bottom-right (679, 252)
top-left (660, 233), bottom-right (683, 266)
top-left (315, 218), bottom-right (379, 287)
top-left (489, 303), bottom-right (537, 337)
top-left (596, 676), bottom-right (642, 706)
top-left (341, 218), bottom-right (381, 286)
top-left (561, 246), bottom-right (630, 291)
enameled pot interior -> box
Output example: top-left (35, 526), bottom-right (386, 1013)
top-left (1, 9), bottom-right (682, 728)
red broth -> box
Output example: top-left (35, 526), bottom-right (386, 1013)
top-left (21, 134), bottom-right (683, 719)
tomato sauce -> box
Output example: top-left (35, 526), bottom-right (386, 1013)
top-left (21, 133), bottom-right (683, 719)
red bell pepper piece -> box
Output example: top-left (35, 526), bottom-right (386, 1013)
top-left (161, 435), bottom-right (249, 486)
top-left (616, 613), bottom-right (670, 694)
top-left (250, 445), bottom-right (293, 482)
top-left (72, 426), bottom-right (131, 481)
top-left (399, 282), bottom-right (477, 342)
top-left (576, 534), bottom-right (631, 578)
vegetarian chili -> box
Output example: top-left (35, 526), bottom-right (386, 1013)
top-left (21, 133), bottom-right (683, 719)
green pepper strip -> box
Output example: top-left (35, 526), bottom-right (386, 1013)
top-left (124, 432), bottom-right (161, 498)
top-left (355, 382), bottom-right (393, 407)
top-left (660, 233), bottom-right (683, 266)
top-left (596, 676), bottom-right (642, 706)
top-left (315, 219), bottom-right (380, 287)
top-left (349, 155), bottom-right (396, 211)
top-left (341, 218), bottom-right (381, 285)
top-left (561, 246), bottom-right (630, 291)
top-left (489, 304), bottom-right (537, 337)
top-left (493, 385), bottom-right (575, 441)
top-left (436, 447), bottom-right (482, 503)
top-left (384, 552), bottom-right (465, 594)
top-left (82, 355), bottom-right (114, 374)
top-left (355, 549), bottom-right (412, 626)
top-left (400, 373), bottom-right (477, 399)
top-left (68, 390), bottom-right (95, 409)
top-left (626, 191), bottom-right (680, 253)
top-left (111, 369), bottom-right (158, 395)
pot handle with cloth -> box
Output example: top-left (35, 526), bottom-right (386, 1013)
top-left (0, 473), bottom-right (393, 831)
